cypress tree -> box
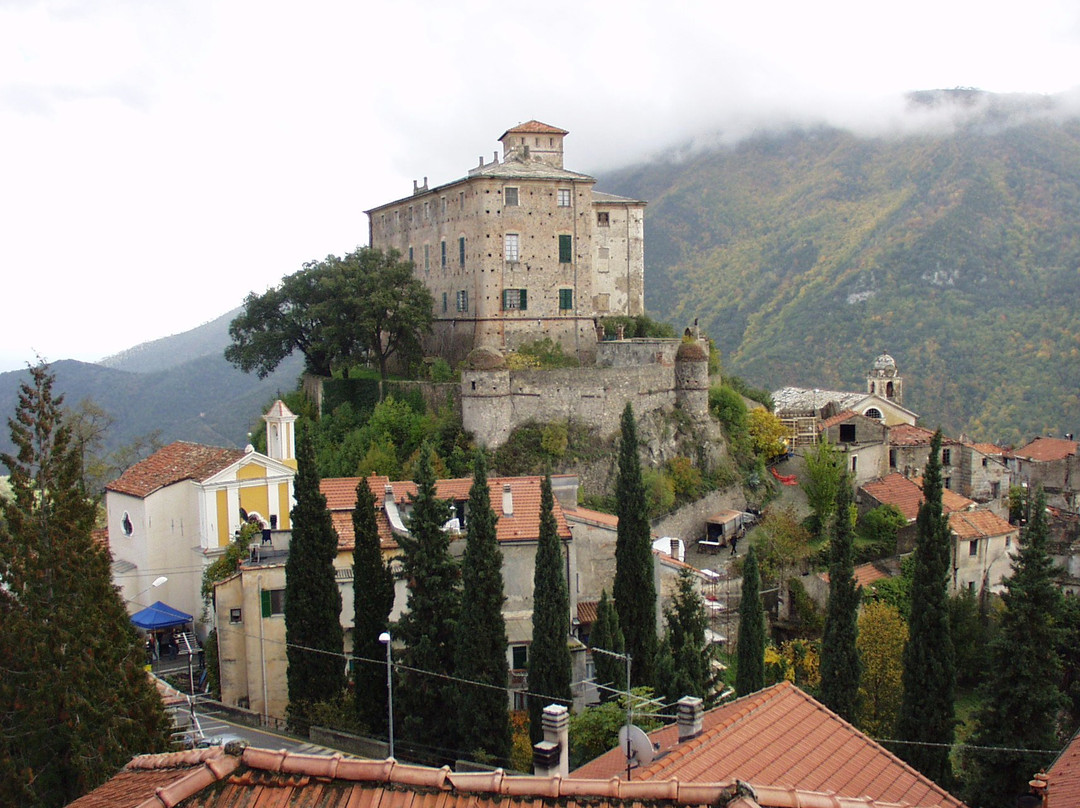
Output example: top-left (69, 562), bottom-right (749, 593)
top-left (964, 487), bottom-right (1065, 808)
top-left (352, 476), bottom-right (395, 736)
top-left (0, 364), bottom-right (170, 807)
top-left (528, 475), bottom-right (572, 743)
top-left (396, 445), bottom-right (460, 763)
top-left (589, 589), bottom-right (626, 703)
top-left (660, 567), bottom-right (718, 708)
top-left (285, 422), bottom-right (345, 732)
top-left (613, 403), bottom-right (657, 688)
top-left (453, 453), bottom-right (511, 763)
top-left (896, 430), bottom-right (956, 786)
top-left (736, 545), bottom-right (766, 695)
top-left (820, 475), bottom-right (862, 723)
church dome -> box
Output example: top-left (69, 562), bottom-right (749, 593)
top-left (870, 352), bottom-right (898, 377)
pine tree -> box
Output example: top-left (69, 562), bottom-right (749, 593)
top-left (820, 475), bottom-right (862, 724)
top-left (964, 487), bottom-right (1065, 808)
top-left (613, 404), bottom-right (657, 688)
top-left (285, 422), bottom-right (346, 732)
top-left (352, 476), bottom-right (395, 736)
top-left (589, 590), bottom-right (626, 703)
top-left (528, 475), bottom-right (572, 743)
top-left (453, 453), bottom-right (511, 763)
top-left (0, 364), bottom-right (170, 807)
top-left (897, 430), bottom-right (956, 787)
top-left (736, 545), bottom-right (766, 696)
top-left (396, 445), bottom-right (460, 763)
top-left (658, 567), bottom-right (718, 708)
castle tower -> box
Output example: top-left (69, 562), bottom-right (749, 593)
top-left (263, 400), bottom-right (298, 469)
top-left (499, 121), bottom-right (568, 169)
top-left (674, 340), bottom-right (710, 420)
top-left (867, 352), bottom-right (903, 406)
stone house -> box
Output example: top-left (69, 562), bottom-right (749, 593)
top-left (1012, 435), bottom-right (1080, 512)
top-left (365, 120), bottom-right (645, 365)
top-left (857, 472), bottom-right (976, 554)
top-left (817, 410), bottom-right (888, 486)
top-left (105, 402), bottom-right (298, 636)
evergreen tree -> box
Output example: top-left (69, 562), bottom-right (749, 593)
top-left (658, 567), bottom-right (719, 708)
top-left (589, 590), bottom-right (626, 703)
top-left (396, 445), bottom-right (460, 763)
top-left (286, 422), bottom-right (345, 732)
top-left (0, 364), bottom-right (170, 807)
top-left (453, 453), bottom-right (511, 763)
top-left (963, 487), bottom-right (1065, 808)
top-left (528, 475), bottom-right (572, 743)
top-left (613, 404), bottom-right (657, 688)
top-left (820, 475), bottom-right (862, 724)
top-left (896, 430), bottom-right (956, 787)
top-left (352, 477), bottom-right (395, 736)
top-left (736, 546), bottom-right (766, 695)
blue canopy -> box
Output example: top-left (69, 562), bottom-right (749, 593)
top-left (130, 600), bottom-right (193, 630)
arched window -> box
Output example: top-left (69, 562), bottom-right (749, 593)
top-left (885, 381), bottom-right (894, 398)
top-left (869, 382), bottom-right (875, 394)
top-left (864, 407), bottom-right (883, 420)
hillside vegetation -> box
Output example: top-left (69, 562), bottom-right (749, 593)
top-left (603, 95), bottom-right (1080, 444)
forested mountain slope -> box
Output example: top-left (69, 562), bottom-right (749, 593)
top-left (602, 98), bottom-right (1080, 444)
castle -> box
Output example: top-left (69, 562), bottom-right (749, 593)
top-left (365, 121), bottom-right (645, 365)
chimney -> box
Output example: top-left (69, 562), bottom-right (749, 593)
top-left (677, 696), bottom-right (704, 742)
top-left (532, 704), bottom-right (569, 777)
top-left (502, 484), bottom-right (514, 517)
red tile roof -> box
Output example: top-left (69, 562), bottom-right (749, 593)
top-left (887, 425), bottom-right (941, 447)
top-left (948, 509), bottom-right (1016, 540)
top-left (1015, 436), bottom-right (1079, 462)
top-left (860, 473), bottom-right (974, 521)
top-left (106, 442), bottom-right (246, 498)
top-left (818, 410), bottom-right (858, 430)
top-left (565, 506), bottom-right (620, 529)
top-left (822, 561), bottom-right (891, 588)
top-left (573, 682), bottom-right (965, 807)
top-left (1047, 728), bottom-right (1080, 807)
top-left (321, 475), bottom-right (570, 551)
top-left (577, 600), bottom-right (599, 625)
top-left (502, 120), bottom-right (569, 136)
top-left (70, 743), bottom-right (948, 808)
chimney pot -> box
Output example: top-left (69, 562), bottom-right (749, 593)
top-left (677, 695), bottom-right (704, 741)
top-left (534, 704), bottom-right (569, 777)
top-left (502, 484), bottom-right (514, 516)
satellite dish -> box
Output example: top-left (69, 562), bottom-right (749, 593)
top-left (618, 724), bottom-right (656, 768)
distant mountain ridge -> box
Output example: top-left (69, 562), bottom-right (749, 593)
top-left (99, 308), bottom-right (242, 374)
top-left (601, 91), bottom-right (1080, 445)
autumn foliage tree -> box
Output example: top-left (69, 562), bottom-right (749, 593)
top-left (857, 601), bottom-right (908, 738)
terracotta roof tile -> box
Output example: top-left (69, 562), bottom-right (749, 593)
top-left (818, 410), bottom-right (858, 430)
top-left (887, 425), bottom-right (942, 447)
top-left (73, 744), bottom-right (940, 808)
top-left (573, 683), bottom-right (965, 807)
top-left (501, 120), bottom-right (569, 136)
top-left (577, 600), bottom-right (599, 625)
top-left (106, 441), bottom-right (246, 498)
top-left (1015, 436), bottom-right (1079, 462)
top-left (822, 562), bottom-right (891, 587)
top-left (948, 509), bottom-right (1016, 540)
top-left (860, 473), bottom-right (974, 521)
top-left (565, 506), bottom-right (619, 529)
top-left (1048, 728), bottom-right (1080, 807)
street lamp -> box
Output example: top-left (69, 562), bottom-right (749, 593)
top-left (379, 632), bottom-right (394, 759)
top-left (128, 575), bottom-right (168, 605)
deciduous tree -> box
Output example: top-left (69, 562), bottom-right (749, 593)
top-left (613, 404), bottom-right (658, 688)
top-left (0, 364), bottom-right (170, 807)
top-left (857, 601), bottom-right (907, 738)
top-left (897, 430), bottom-right (955, 787)
top-left (396, 446), bottom-right (460, 763)
top-left (226, 247), bottom-right (434, 380)
top-left (964, 487), bottom-right (1065, 808)
top-left (453, 453), bottom-right (511, 763)
top-left (820, 475), bottom-right (862, 724)
top-left (528, 476), bottom-right (572, 743)
top-left (352, 477), bottom-right (395, 736)
top-left (803, 437), bottom-right (843, 539)
top-left (285, 423), bottom-right (345, 732)
top-left (736, 546), bottom-right (766, 695)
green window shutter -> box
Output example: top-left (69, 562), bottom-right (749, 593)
top-left (459, 237), bottom-right (465, 266)
top-left (442, 292), bottom-right (447, 312)
top-left (559, 288), bottom-right (573, 310)
top-left (502, 289), bottom-right (509, 310)
top-left (261, 589), bottom-right (271, 618)
top-left (441, 240), bottom-right (447, 267)
top-left (559, 234), bottom-right (572, 263)
top-left (520, 289), bottom-right (527, 310)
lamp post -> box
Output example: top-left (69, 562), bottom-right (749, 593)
top-left (379, 632), bottom-right (394, 759)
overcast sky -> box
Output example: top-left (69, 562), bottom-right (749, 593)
top-left (2, 0), bottom-right (1079, 374)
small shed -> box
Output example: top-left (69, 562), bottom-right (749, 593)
top-left (700, 510), bottom-right (747, 551)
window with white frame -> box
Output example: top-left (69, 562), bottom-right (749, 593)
top-left (502, 288), bottom-right (527, 310)
top-left (505, 233), bottom-right (520, 262)
top-left (557, 189), bottom-right (571, 207)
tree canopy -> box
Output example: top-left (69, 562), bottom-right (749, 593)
top-left (819, 475), bottom-right (861, 724)
top-left (736, 545), bottom-right (767, 696)
top-left (226, 247), bottom-right (434, 380)
top-left (0, 364), bottom-right (170, 807)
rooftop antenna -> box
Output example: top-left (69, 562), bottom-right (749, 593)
top-left (618, 723), bottom-right (656, 772)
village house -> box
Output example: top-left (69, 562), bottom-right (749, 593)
top-left (365, 120), bottom-right (646, 365)
top-left (1012, 435), bottom-right (1080, 512)
top-left (105, 401), bottom-right (298, 636)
